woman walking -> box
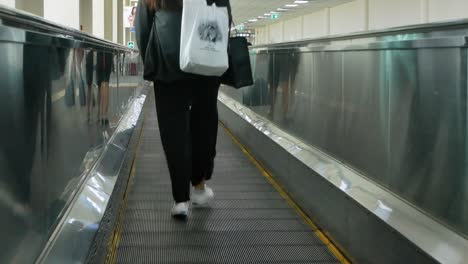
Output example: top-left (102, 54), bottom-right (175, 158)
top-left (135, 0), bottom-right (232, 218)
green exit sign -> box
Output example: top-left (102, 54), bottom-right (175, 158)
top-left (128, 41), bottom-right (134, 49)
top-left (271, 13), bottom-right (280, 20)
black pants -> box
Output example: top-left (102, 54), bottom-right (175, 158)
top-left (154, 77), bottom-right (220, 203)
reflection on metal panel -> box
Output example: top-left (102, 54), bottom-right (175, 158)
top-left (341, 51), bottom-right (389, 186)
top-left (389, 49), bottom-right (468, 233)
top-left (0, 9), bottom-right (145, 264)
top-left (309, 52), bottom-right (343, 158)
top-left (221, 27), bottom-right (468, 239)
top-left (218, 92), bottom-right (468, 264)
top-left (41, 94), bottom-right (147, 263)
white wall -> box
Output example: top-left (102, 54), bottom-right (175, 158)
top-left (44, 0), bottom-right (80, 29)
top-left (330, 0), bottom-right (367, 35)
top-left (256, 0), bottom-right (468, 45)
top-left (303, 9), bottom-right (329, 39)
top-left (428, 0), bottom-right (468, 22)
top-left (269, 22), bottom-right (284, 43)
top-left (93, 0), bottom-right (105, 38)
top-left (255, 27), bottom-right (268, 45)
top-left (284, 16), bottom-right (303, 42)
top-left (0, 0), bottom-right (15, 8)
top-left (368, 0), bottom-right (422, 30)
top-left (3, 0), bottom-right (113, 41)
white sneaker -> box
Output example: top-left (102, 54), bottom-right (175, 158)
top-left (192, 185), bottom-right (215, 206)
top-left (171, 202), bottom-right (189, 218)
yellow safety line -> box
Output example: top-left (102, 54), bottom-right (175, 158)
top-left (105, 102), bottom-right (148, 264)
top-left (221, 123), bottom-right (352, 264)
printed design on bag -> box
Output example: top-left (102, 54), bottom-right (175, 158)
top-left (198, 21), bottom-right (222, 43)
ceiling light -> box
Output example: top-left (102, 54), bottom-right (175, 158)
top-left (277, 8), bottom-right (289, 11)
top-left (249, 19), bottom-right (258, 22)
top-left (285, 4), bottom-right (298, 7)
top-left (294, 0), bottom-right (309, 3)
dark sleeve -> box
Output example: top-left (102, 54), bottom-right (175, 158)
top-left (135, 0), bottom-right (153, 61)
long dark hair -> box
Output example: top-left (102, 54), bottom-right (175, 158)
top-left (146, 0), bottom-right (183, 11)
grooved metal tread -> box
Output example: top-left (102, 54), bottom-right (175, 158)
top-left (116, 94), bottom-right (339, 264)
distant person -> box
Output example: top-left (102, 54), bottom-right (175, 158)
top-left (75, 48), bottom-right (86, 106)
top-left (129, 6), bottom-right (137, 28)
top-left (96, 52), bottom-right (113, 126)
top-left (85, 51), bottom-right (96, 122)
top-left (268, 50), bottom-right (299, 123)
top-left (135, 0), bottom-right (232, 219)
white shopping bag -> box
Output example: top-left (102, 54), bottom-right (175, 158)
top-left (180, 0), bottom-right (229, 76)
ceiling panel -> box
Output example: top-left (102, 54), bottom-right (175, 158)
top-left (230, 0), bottom-right (353, 28)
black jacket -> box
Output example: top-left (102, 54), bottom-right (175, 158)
top-left (135, 0), bottom-right (232, 82)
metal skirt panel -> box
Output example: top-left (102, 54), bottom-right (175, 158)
top-left (217, 92), bottom-right (468, 264)
top-left (225, 43), bottom-right (468, 239)
top-left (0, 21), bottom-right (144, 264)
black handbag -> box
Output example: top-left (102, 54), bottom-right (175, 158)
top-left (144, 11), bottom-right (193, 82)
top-left (143, 22), bottom-right (157, 82)
top-left (221, 37), bottom-right (253, 89)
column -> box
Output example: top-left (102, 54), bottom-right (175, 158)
top-left (80, 0), bottom-right (93, 33)
top-left (93, 0), bottom-right (105, 38)
top-left (16, 0), bottom-right (44, 16)
top-left (0, 0), bottom-right (15, 8)
top-left (104, 0), bottom-right (113, 41)
top-left (117, 0), bottom-right (124, 45)
top-left (43, 0), bottom-right (80, 29)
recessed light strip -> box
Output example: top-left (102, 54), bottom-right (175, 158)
top-left (242, 0), bottom-right (311, 27)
